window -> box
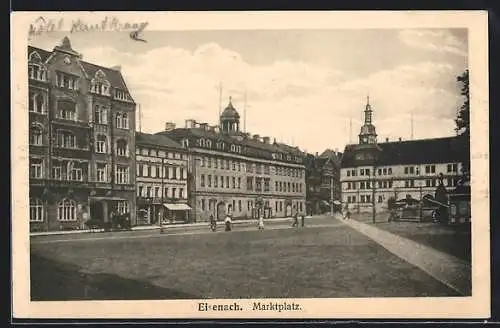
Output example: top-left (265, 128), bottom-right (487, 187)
top-left (220, 176), bottom-right (224, 188)
top-left (201, 174), bottom-right (205, 187)
top-left (28, 52), bottom-right (48, 81)
top-left (360, 182), bottom-right (365, 190)
top-left (238, 177), bottom-right (241, 189)
top-left (57, 130), bottom-right (76, 148)
top-left (164, 187), bottom-right (168, 198)
top-left (180, 168), bottom-right (185, 180)
top-left (146, 186), bottom-right (152, 197)
top-left (94, 105), bottom-right (108, 124)
top-left (29, 93), bottom-right (45, 113)
top-left (378, 196), bottom-right (383, 203)
top-left (347, 170), bottom-right (351, 177)
top-left (30, 198), bottom-right (44, 222)
top-left (115, 165), bottom-right (129, 184)
top-left (172, 188), bottom-right (177, 199)
top-left (96, 163), bottom-right (107, 182)
top-left (388, 168), bottom-right (392, 175)
top-left (247, 177), bottom-right (253, 190)
top-left (179, 188), bottom-right (184, 199)
top-left (208, 175), bottom-right (212, 187)
top-left (52, 161), bottom-right (62, 180)
top-left (57, 100), bottom-right (76, 121)
top-left (29, 158), bottom-right (43, 179)
top-left (214, 175), bottom-right (218, 188)
top-left (90, 79), bottom-right (111, 96)
top-left (57, 198), bottom-right (77, 221)
top-left (201, 199), bottom-right (206, 211)
top-left (68, 162), bottom-right (83, 181)
top-left (116, 139), bottom-right (128, 157)
top-left (95, 134), bottom-right (107, 153)
top-left (117, 201), bottom-right (129, 214)
top-left (29, 125), bottom-right (43, 145)
top-left (256, 178), bottom-right (262, 192)
top-left (264, 178), bottom-right (270, 192)
top-left (56, 72), bottom-right (78, 90)
top-left (232, 177), bottom-right (236, 189)
top-left (226, 176), bottom-right (230, 188)
top-left (116, 112), bottom-right (129, 129)
top-left (115, 89), bottom-right (128, 101)
top-left (238, 200), bottom-right (242, 212)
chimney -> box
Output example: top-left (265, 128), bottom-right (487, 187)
top-left (185, 119), bottom-right (197, 129)
top-left (315, 152), bottom-right (319, 157)
top-left (253, 134), bottom-right (260, 141)
top-left (385, 137), bottom-right (389, 142)
top-left (398, 137), bottom-right (402, 142)
top-left (208, 125), bottom-right (215, 132)
top-left (245, 132), bottom-right (251, 139)
top-left (273, 138), bottom-right (277, 144)
top-left (111, 65), bottom-right (121, 72)
top-left (262, 136), bottom-right (270, 144)
top-left (200, 123), bottom-right (208, 130)
top-left (165, 122), bottom-right (176, 131)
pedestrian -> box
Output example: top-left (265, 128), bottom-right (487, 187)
top-left (301, 214), bottom-right (305, 227)
top-left (224, 215), bottom-right (232, 232)
top-left (258, 214), bottom-right (265, 230)
top-left (209, 214), bottom-right (217, 232)
top-left (81, 206), bottom-right (90, 230)
top-left (292, 212), bottom-right (299, 228)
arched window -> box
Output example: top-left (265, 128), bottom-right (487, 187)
top-left (30, 198), bottom-right (44, 222)
top-left (206, 140), bottom-right (212, 148)
top-left (29, 125), bottom-right (43, 145)
top-left (116, 139), bottom-right (128, 157)
top-left (29, 93), bottom-right (45, 113)
top-left (94, 105), bottom-right (108, 124)
top-left (57, 198), bottom-right (77, 221)
top-left (28, 52), bottom-right (48, 82)
top-left (116, 112), bottom-right (129, 129)
top-left (95, 134), bottom-right (107, 153)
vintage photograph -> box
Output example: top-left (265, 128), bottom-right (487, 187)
top-left (12, 11), bottom-right (490, 319)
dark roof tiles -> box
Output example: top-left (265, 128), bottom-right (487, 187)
top-left (136, 132), bottom-right (184, 150)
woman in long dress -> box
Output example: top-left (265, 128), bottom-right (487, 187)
top-left (224, 215), bottom-right (232, 232)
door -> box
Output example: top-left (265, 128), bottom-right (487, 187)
top-left (89, 201), bottom-right (104, 222)
top-left (216, 202), bottom-right (226, 221)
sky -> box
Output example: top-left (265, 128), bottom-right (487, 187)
top-left (28, 28), bottom-right (468, 154)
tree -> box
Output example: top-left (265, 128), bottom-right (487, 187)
top-left (455, 69), bottom-right (470, 136)
top-left (455, 69), bottom-right (471, 184)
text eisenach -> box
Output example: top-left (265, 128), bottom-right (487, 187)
top-left (198, 302), bottom-right (243, 312)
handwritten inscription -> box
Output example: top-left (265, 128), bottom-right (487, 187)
top-left (28, 16), bottom-right (148, 37)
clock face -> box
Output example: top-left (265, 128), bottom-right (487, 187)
top-left (64, 57), bottom-right (71, 64)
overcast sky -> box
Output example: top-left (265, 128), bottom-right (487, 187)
top-left (29, 28), bottom-right (468, 154)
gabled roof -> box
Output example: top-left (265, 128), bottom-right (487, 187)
top-left (28, 44), bottom-right (133, 98)
top-left (136, 132), bottom-right (184, 150)
top-left (341, 135), bottom-right (469, 168)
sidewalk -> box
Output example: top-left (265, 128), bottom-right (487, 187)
top-left (30, 216), bottom-right (317, 237)
top-left (335, 213), bottom-right (472, 296)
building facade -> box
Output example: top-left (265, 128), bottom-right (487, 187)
top-left (304, 150), bottom-right (342, 215)
top-left (135, 132), bottom-right (190, 225)
top-left (28, 37), bottom-right (137, 232)
top-left (158, 98), bottom-right (307, 222)
top-left (340, 97), bottom-right (468, 213)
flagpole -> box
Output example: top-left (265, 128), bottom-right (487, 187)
top-left (244, 89), bottom-right (247, 133)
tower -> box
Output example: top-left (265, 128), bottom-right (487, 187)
top-left (358, 95), bottom-right (378, 145)
top-left (220, 96), bottom-right (240, 133)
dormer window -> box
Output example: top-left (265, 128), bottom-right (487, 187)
top-left (114, 89), bottom-right (128, 101)
top-left (206, 140), bottom-right (212, 148)
top-left (90, 70), bottom-right (111, 96)
top-left (28, 52), bottom-right (48, 82)
top-left (182, 139), bottom-right (189, 148)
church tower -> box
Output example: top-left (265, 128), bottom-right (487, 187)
top-left (358, 95), bottom-right (378, 145)
top-left (220, 96), bottom-right (241, 133)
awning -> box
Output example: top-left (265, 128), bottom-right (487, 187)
top-left (90, 196), bottom-right (126, 201)
top-left (320, 200), bottom-right (330, 206)
top-left (163, 203), bottom-right (192, 211)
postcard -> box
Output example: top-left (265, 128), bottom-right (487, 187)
top-left (11, 11), bottom-right (490, 319)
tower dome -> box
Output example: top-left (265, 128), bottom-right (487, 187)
top-left (220, 96), bottom-right (240, 133)
top-left (358, 95), bottom-right (378, 145)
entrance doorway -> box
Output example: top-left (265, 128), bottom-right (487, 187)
top-left (216, 202), bottom-right (226, 221)
top-left (90, 201), bottom-right (105, 222)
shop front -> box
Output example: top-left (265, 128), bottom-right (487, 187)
top-left (163, 203), bottom-right (192, 223)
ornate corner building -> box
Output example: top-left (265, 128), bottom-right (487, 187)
top-left (157, 98), bottom-right (307, 222)
top-left (28, 37), bottom-right (137, 232)
top-left (340, 97), bottom-right (470, 213)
